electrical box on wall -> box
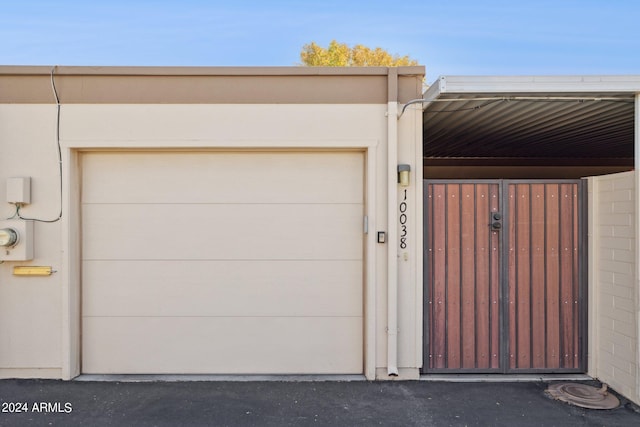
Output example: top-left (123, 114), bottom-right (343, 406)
top-left (7, 177), bottom-right (31, 204)
top-left (0, 219), bottom-right (33, 261)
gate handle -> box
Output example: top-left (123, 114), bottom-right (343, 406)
top-left (491, 212), bottom-right (502, 230)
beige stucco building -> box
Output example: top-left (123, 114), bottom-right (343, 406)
top-left (0, 66), bottom-right (424, 381)
top-left (1, 67), bottom-right (640, 406)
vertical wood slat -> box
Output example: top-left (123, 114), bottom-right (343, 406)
top-left (545, 184), bottom-right (561, 368)
top-left (475, 184), bottom-right (490, 369)
top-left (427, 184), bottom-right (434, 366)
top-left (530, 184), bottom-right (546, 368)
top-left (516, 185), bottom-right (532, 368)
top-left (559, 183), bottom-right (577, 368)
top-left (429, 184), bottom-right (446, 368)
top-left (573, 184), bottom-right (580, 369)
top-left (446, 185), bottom-right (461, 368)
top-left (460, 184), bottom-right (476, 368)
top-left (508, 185), bottom-right (517, 369)
top-left (489, 185), bottom-right (500, 369)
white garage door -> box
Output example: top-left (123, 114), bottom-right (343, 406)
top-left (81, 151), bottom-right (364, 374)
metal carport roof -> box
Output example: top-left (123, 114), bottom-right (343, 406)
top-left (420, 75), bottom-right (640, 166)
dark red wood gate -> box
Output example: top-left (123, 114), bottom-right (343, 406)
top-left (424, 180), bottom-right (586, 373)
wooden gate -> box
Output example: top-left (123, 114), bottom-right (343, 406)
top-left (423, 180), bottom-right (586, 373)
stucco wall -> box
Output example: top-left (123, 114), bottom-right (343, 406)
top-left (0, 102), bottom-right (424, 379)
top-left (589, 171), bottom-right (640, 405)
top-left (0, 105), bottom-right (63, 378)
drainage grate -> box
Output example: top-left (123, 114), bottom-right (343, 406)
top-left (546, 383), bottom-right (620, 410)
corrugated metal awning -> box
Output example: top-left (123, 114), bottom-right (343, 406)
top-left (421, 76), bottom-right (639, 162)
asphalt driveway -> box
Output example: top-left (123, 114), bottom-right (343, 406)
top-left (1, 379), bottom-right (639, 426)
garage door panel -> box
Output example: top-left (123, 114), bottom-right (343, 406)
top-left (83, 260), bottom-right (363, 317)
top-left (82, 151), bottom-right (363, 204)
top-left (82, 316), bottom-right (363, 374)
top-left (81, 151), bottom-right (364, 375)
top-left (83, 204), bottom-right (363, 260)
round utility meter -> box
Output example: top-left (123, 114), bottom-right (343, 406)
top-left (0, 228), bottom-right (18, 247)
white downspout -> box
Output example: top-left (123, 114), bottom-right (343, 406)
top-left (387, 69), bottom-right (399, 376)
top-left (634, 93), bottom-right (640, 404)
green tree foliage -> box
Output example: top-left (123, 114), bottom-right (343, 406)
top-left (300, 40), bottom-right (419, 67)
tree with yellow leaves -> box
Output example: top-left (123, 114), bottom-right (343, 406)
top-left (300, 40), bottom-right (419, 67)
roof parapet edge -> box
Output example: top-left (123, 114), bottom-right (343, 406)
top-left (0, 65), bottom-right (425, 77)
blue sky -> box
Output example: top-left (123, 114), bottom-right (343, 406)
top-left (1, 0), bottom-right (639, 84)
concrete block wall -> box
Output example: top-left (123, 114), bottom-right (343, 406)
top-left (589, 171), bottom-right (639, 405)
